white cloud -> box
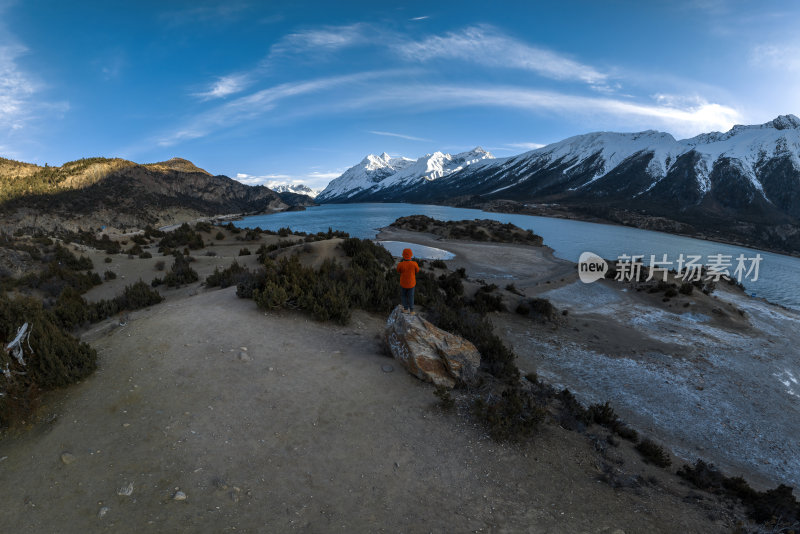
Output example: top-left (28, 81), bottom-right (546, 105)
top-left (0, 45), bottom-right (37, 131)
top-left (271, 24), bottom-right (372, 56)
top-left (369, 130), bottom-right (431, 142)
top-left (161, 70), bottom-right (410, 146)
top-left (397, 25), bottom-right (608, 87)
top-left (410, 16), bottom-right (429, 21)
top-left (335, 84), bottom-right (741, 138)
top-left (195, 74), bottom-right (251, 100)
top-left (507, 142), bottom-right (546, 150)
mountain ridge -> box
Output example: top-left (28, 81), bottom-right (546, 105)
top-left (0, 156), bottom-right (303, 232)
top-left (318, 115), bottom-right (800, 255)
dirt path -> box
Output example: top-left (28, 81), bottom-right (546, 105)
top-left (0, 286), bottom-right (733, 533)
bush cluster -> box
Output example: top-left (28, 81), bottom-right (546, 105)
top-left (206, 261), bottom-right (251, 289)
top-left (158, 223), bottom-right (204, 252)
top-left (53, 281), bottom-right (164, 330)
top-left (0, 293), bottom-right (97, 427)
top-left (635, 438), bottom-right (672, 467)
top-left (161, 254), bottom-right (199, 287)
top-left (245, 239), bottom-right (397, 324)
top-left (472, 386), bottom-right (547, 440)
top-left (678, 460), bottom-right (800, 526)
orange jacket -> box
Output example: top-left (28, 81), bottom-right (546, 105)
top-left (397, 259), bottom-right (419, 289)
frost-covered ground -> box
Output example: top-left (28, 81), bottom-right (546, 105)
top-left (511, 281), bottom-right (800, 489)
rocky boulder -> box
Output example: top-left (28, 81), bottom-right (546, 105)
top-left (384, 305), bottom-right (481, 388)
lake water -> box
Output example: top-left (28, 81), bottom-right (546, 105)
top-left (377, 241), bottom-right (456, 260)
top-left (235, 203), bottom-right (800, 310)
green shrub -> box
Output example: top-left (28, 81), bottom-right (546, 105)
top-left (238, 247), bottom-right (251, 256)
top-left (678, 283), bottom-right (694, 295)
top-left (472, 386), bottom-right (546, 440)
top-left (678, 460), bottom-right (800, 526)
top-left (53, 244), bottom-right (93, 270)
top-left (0, 294), bottom-right (97, 426)
top-left (472, 289), bottom-right (506, 314)
top-left (104, 257), bottom-right (112, 263)
top-left (215, 231), bottom-right (225, 240)
top-left (205, 261), bottom-right (250, 288)
top-left (163, 254), bottom-right (199, 287)
top-left (430, 259), bottom-right (447, 269)
top-left (158, 223), bottom-right (204, 252)
top-left (104, 270), bottom-right (117, 280)
top-left (635, 438), bottom-right (671, 467)
top-left (20, 263), bottom-right (102, 297)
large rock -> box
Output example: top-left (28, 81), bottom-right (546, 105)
top-left (384, 305), bottom-right (481, 388)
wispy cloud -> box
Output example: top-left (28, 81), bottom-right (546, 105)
top-left (369, 130), bottom-right (432, 142)
top-left (163, 70), bottom-right (408, 146)
top-left (750, 44), bottom-right (800, 72)
top-left (410, 16), bottom-right (429, 21)
top-left (194, 23), bottom-right (374, 100)
top-left (0, 44), bottom-right (38, 132)
top-left (195, 74), bottom-right (251, 100)
top-left (335, 84), bottom-right (741, 138)
top-left (397, 25), bottom-right (609, 87)
top-left (507, 142), bottom-right (546, 150)
top-left (271, 24), bottom-right (373, 56)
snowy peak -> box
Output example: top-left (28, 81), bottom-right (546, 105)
top-left (770, 114), bottom-right (800, 130)
top-left (269, 183), bottom-right (322, 198)
top-left (317, 147), bottom-right (493, 201)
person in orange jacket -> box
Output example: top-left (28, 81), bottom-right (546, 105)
top-left (397, 248), bottom-right (419, 314)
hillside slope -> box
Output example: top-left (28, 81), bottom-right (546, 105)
top-left (0, 157), bottom-right (290, 231)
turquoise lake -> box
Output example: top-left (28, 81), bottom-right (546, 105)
top-left (235, 203), bottom-right (800, 311)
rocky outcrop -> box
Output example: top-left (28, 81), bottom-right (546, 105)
top-left (384, 305), bottom-right (480, 388)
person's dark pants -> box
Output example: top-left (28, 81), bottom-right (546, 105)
top-left (401, 287), bottom-right (415, 311)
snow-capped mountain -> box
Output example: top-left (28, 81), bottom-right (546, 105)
top-left (318, 116), bottom-right (800, 254)
top-left (316, 148), bottom-right (493, 202)
top-left (268, 183), bottom-right (322, 198)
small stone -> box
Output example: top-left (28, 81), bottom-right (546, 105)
top-left (239, 347), bottom-right (248, 351)
top-left (60, 452), bottom-right (76, 465)
top-left (237, 351), bottom-right (251, 362)
top-left (381, 364), bottom-right (394, 373)
top-left (98, 506), bottom-right (110, 518)
top-left (117, 482), bottom-right (134, 496)
top-left (122, 423), bottom-right (130, 428)
top-left (173, 491), bottom-right (187, 501)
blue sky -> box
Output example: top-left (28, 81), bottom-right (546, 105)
top-left (1, 0), bottom-right (799, 190)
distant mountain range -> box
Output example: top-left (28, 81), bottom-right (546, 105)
top-left (0, 157), bottom-right (312, 232)
top-left (269, 183), bottom-right (322, 198)
top-left (318, 115), bottom-right (800, 255)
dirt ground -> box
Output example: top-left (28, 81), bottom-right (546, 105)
top-left (0, 226), bottom-right (772, 532)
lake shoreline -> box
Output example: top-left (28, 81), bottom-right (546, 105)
top-left (235, 203), bottom-right (800, 311)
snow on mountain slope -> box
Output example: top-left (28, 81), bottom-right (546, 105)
top-left (681, 115), bottom-right (800, 196)
top-left (473, 114), bottom-right (800, 198)
top-left (269, 183), bottom-right (322, 198)
top-left (316, 152), bottom-right (414, 201)
top-left (317, 148), bottom-right (492, 201)
top-left (317, 115), bottom-right (800, 205)
top-left (373, 147), bottom-right (494, 190)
